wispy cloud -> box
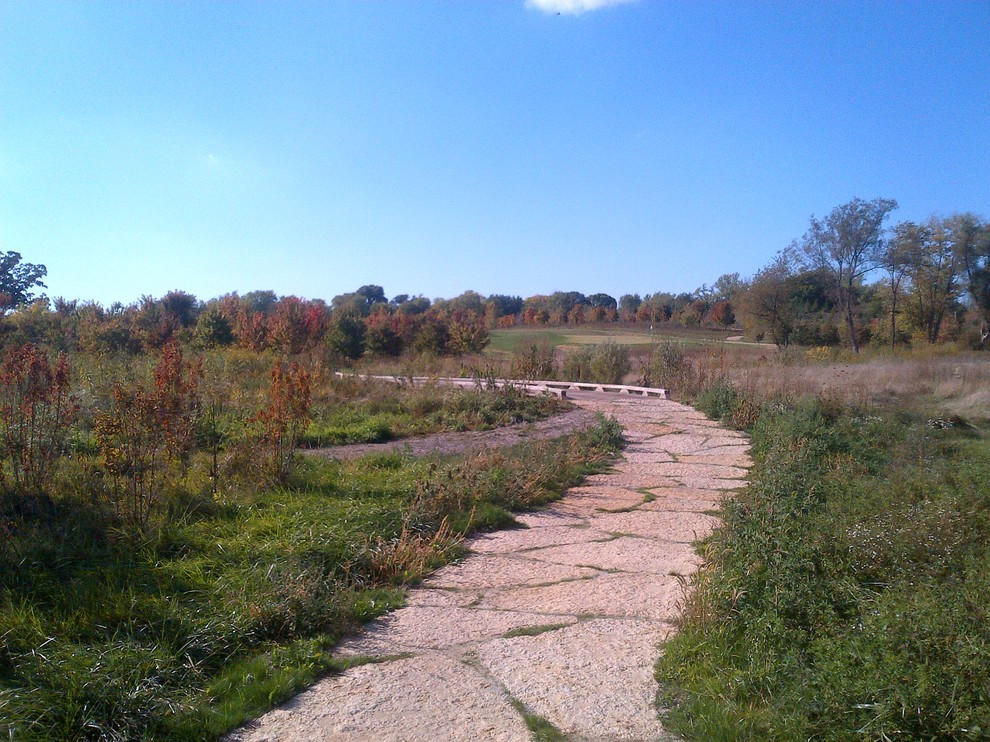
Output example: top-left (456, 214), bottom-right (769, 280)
top-left (525, 0), bottom-right (637, 16)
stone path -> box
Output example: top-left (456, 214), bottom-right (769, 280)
top-left (229, 392), bottom-right (750, 742)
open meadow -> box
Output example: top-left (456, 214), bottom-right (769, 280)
top-left (2, 311), bottom-right (989, 740)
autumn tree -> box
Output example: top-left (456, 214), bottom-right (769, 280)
top-left (618, 294), bottom-right (641, 321)
top-left (256, 360), bottom-right (311, 484)
top-left (159, 290), bottom-right (200, 328)
top-left (134, 295), bottom-right (179, 350)
top-left (713, 272), bottom-right (744, 302)
top-left (194, 306), bottom-right (235, 348)
top-left (587, 293), bottom-right (617, 312)
top-left (446, 311), bottom-right (489, 355)
top-left (799, 197), bottom-right (898, 352)
top-left (94, 343), bottom-right (202, 529)
top-left (365, 309), bottom-right (403, 357)
top-left (0, 344), bottom-right (76, 498)
top-left (707, 300), bottom-right (735, 329)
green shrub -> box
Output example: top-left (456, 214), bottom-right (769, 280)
top-left (561, 342), bottom-right (631, 384)
top-left (510, 341), bottom-right (557, 380)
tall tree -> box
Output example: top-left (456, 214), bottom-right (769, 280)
top-left (713, 272), bottom-right (744, 302)
top-left (618, 294), bottom-right (641, 320)
top-left (0, 252), bottom-right (47, 312)
top-left (799, 197), bottom-right (898, 352)
top-left (739, 248), bottom-right (801, 348)
top-left (951, 213), bottom-right (990, 347)
top-left (355, 284), bottom-right (387, 306)
top-left (587, 293), bottom-right (617, 311)
top-left (881, 221), bottom-right (920, 349)
top-left (905, 216), bottom-right (962, 344)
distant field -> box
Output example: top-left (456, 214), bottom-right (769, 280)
top-left (488, 324), bottom-right (764, 354)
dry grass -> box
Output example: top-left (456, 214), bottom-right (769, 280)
top-left (367, 517), bottom-right (463, 585)
top-left (725, 352), bottom-right (990, 421)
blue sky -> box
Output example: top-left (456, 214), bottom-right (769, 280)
top-left (1, 0), bottom-right (987, 306)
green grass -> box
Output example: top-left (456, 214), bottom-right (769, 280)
top-left (302, 382), bottom-right (568, 446)
top-left (655, 393), bottom-right (990, 740)
top-left (509, 698), bottom-right (568, 741)
top-left (501, 622), bottom-right (572, 639)
top-left (489, 324), bottom-right (743, 355)
top-left (487, 329), bottom-right (569, 354)
top-left (0, 416), bottom-right (623, 741)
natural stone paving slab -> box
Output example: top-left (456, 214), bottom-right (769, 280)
top-left (639, 497), bottom-right (723, 514)
top-left (229, 652), bottom-right (532, 742)
top-left (427, 554), bottom-right (599, 589)
top-left (679, 452), bottom-right (753, 467)
top-left (648, 433), bottom-right (722, 454)
top-left (551, 490), bottom-right (647, 515)
top-left (647, 462), bottom-right (749, 480)
top-left (589, 509), bottom-right (720, 542)
top-left (677, 475), bottom-right (748, 491)
top-left (478, 619), bottom-right (675, 741)
top-left (529, 536), bottom-right (703, 575)
top-left (639, 488), bottom-right (725, 512)
top-left (481, 572), bottom-right (684, 621)
top-left (229, 390), bottom-right (750, 742)
top-left (621, 451), bottom-right (678, 464)
top-left (336, 606), bottom-right (570, 655)
top-left (513, 510), bottom-right (587, 528)
top-left (470, 524), bottom-right (613, 553)
top-left (403, 587), bottom-right (480, 608)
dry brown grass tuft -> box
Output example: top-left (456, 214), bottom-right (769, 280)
top-left (367, 517), bottom-right (463, 585)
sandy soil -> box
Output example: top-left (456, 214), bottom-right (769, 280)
top-left (228, 392), bottom-right (750, 742)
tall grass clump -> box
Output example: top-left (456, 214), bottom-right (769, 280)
top-left (655, 391), bottom-right (990, 740)
top-left (561, 341), bottom-right (631, 384)
top-left (510, 340), bottom-right (558, 381)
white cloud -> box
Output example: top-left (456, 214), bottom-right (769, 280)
top-left (525, 0), bottom-right (637, 15)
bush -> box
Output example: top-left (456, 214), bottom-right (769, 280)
top-left (0, 344), bottom-right (76, 499)
top-left (510, 341), bottom-right (557, 380)
top-left (589, 341), bottom-right (631, 384)
top-left (93, 342), bottom-right (202, 531)
top-left (639, 340), bottom-right (689, 392)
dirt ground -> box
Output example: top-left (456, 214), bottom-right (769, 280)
top-left (304, 408), bottom-right (599, 460)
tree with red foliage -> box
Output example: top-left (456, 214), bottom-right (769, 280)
top-left (256, 360), bottom-right (311, 483)
top-left (0, 344), bottom-right (76, 497)
top-left (707, 300), bottom-right (736, 328)
top-left (94, 342), bottom-right (202, 529)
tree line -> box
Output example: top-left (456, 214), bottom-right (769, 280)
top-left (1, 198), bottom-right (987, 357)
top-left (741, 201), bottom-right (990, 351)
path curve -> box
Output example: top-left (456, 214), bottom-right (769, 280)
top-left (304, 408), bottom-right (598, 461)
top-left (229, 392), bottom-right (751, 741)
